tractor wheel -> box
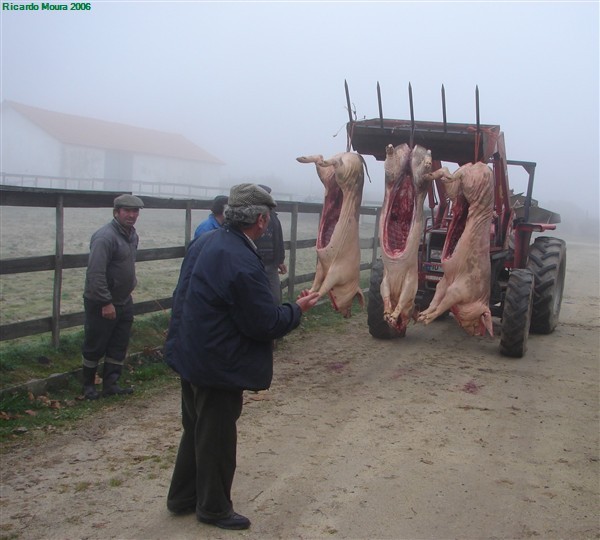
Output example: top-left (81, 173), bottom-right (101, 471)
top-left (367, 260), bottom-right (402, 340)
top-left (499, 269), bottom-right (534, 358)
top-left (526, 236), bottom-right (567, 334)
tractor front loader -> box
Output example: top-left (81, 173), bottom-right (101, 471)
top-left (344, 81), bottom-right (566, 357)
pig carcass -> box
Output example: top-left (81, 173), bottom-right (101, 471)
top-left (379, 144), bottom-right (433, 336)
top-left (296, 152), bottom-right (366, 317)
top-left (418, 162), bottom-right (494, 336)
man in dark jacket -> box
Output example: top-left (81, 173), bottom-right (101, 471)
top-left (81, 194), bottom-right (144, 400)
top-left (255, 184), bottom-right (287, 304)
top-left (165, 183), bottom-right (319, 531)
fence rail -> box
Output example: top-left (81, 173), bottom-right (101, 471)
top-left (0, 185), bottom-right (381, 345)
top-left (1, 172), bottom-right (299, 201)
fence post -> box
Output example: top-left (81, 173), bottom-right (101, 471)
top-left (51, 195), bottom-right (65, 348)
top-left (372, 207), bottom-right (381, 267)
top-left (287, 203), bottom-right (299, 301)
top-left (184, 201), bottom-right (192, 248)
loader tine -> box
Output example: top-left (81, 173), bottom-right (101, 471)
top-left (377, 81), bottom-right (384, 128)
top-left (475, 85), bottom-right (481, 162)
top-left (476, 85), bottom-right (480, 127)
top-left (344, 79), bottom-right (353, 124)
top-left (441, 84), bottom-right (447, 132)
top-left (345, 79), bottom-right (354, 152)
top-left (409, 82), bottom-right (415, 148)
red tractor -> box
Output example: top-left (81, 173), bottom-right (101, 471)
top-left (345, 82), bottom-right (566, 357)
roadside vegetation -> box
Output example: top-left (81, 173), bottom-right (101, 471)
top-left (0, 296), bottom-right (358, 447)
top-left (0, 311), bottom-right (173, 446)
top-left (0, 203), bottom-right (373, 447)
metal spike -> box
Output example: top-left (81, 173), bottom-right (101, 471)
top-left (475, 85), bottom-right (481, 162)
top-left (441, 84), bottom-right (447, 132)
top-left (377, 81), bottom-right (384, 128)
top-left (344, 80), bottom-right (353, 124)
top-left (476, 85), bottom-right (480, 128)
top-left (409, 82), bottom-right (415, 148)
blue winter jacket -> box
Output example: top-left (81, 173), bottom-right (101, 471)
top-left (165, 225), bottom-right (302, 391)
top-left (193, 214), bottom-right (221, 239)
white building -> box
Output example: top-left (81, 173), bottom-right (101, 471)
top-left (1, 100), bottom-right (225, 197)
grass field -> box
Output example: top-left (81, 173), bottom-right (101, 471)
top-left (0, 206), bottom-right (378, 325)
top-left (0, 298), bottom-right (355, 444)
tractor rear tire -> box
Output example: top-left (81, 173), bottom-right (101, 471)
top-left (526, 236), bottom-right (566, 334)
top-left (367, 260), bottom-right (402, 340)
top-left (499, 269), bottom-right (534, 358)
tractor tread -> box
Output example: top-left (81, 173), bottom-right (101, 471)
top-left (500, 269), bottom-right (534, 358)
top-left (526, 236), bottom-right (567, 334)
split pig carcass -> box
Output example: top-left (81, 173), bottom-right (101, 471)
top-left (417, 162), bottom-right (495, 336)
top-left (331, 81), bottom-right (567, 356)
top-left (373, 143), bottom-right (433, 336)
top-left (296, 152), bottom-right (366, 317)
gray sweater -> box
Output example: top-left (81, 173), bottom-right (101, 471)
top-left (83, 219), bottom-right (138, 306)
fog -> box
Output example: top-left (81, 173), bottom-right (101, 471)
top-left (2, 2), bottom-right (599, 229)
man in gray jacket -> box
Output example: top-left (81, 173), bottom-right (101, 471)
top-left (81, 194), bottom-right (144, 400)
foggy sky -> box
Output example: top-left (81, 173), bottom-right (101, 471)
top-left (1, 1), bottom-right (599, 220)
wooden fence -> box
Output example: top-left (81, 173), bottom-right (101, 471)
top-left (1, 172), bottom-right (298, 202)
top-left (0, 186), bottom-right (381, 346)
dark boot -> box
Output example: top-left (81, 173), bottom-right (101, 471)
top-left (102, 360), bottom-right (133, 397)
top-left (82, 366), bottom-right (100, 400)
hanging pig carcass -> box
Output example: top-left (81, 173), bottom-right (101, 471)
top-left (417, 162), bottom-right (495, 336)
top-left (296, 152), bottom-right (366, 317)
top-left (369, 144), bottom-right (434, 337)
top-left (346, 81), bottom-right (565, 356)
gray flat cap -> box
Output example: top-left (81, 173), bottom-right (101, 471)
top-left (114, 194), bottom-right (144, 209)
top-left (228, 183), bottom-right (276, 208)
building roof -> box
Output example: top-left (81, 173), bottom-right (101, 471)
top-left (4, 100), bottom-right (224, 165)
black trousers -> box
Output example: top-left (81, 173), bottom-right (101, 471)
top-left (81, 297), bottom-right (133, 365)
top-left (167, 380), bottom-right (243, 520)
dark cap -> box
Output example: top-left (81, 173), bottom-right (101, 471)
top-left (210, 195), bottom-right (228, 215)
top-left (228, 183), bottom-right (276, 208)
top-left (114, 194), bottom-right (144, 209)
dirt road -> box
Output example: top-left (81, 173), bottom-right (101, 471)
top-left (1, 240), bottom-right (598, 540)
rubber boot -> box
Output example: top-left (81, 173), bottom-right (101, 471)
top-left (102, 361), bottom-right (133, 397)
top-left (82, 366), bottom-right (100, 400)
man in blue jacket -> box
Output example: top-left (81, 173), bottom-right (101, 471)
top-left (193, 195), bottom-right (228, 239)
top-left (165, 183), bottom-right (319, 531)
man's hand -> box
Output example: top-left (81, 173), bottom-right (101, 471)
top-left (295, 290), bottom-right (320, 313)
top-left (101, 303), bottom-right (117, 320)
top-left (278, 263), bottom-right (288, 275)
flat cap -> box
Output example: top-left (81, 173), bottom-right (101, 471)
top-left (228, 183), bottom-right (276, 208)
top-left (114, 194), bottom-right (144, 209)
top-left (257, 184), bottom-right (272, 193)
